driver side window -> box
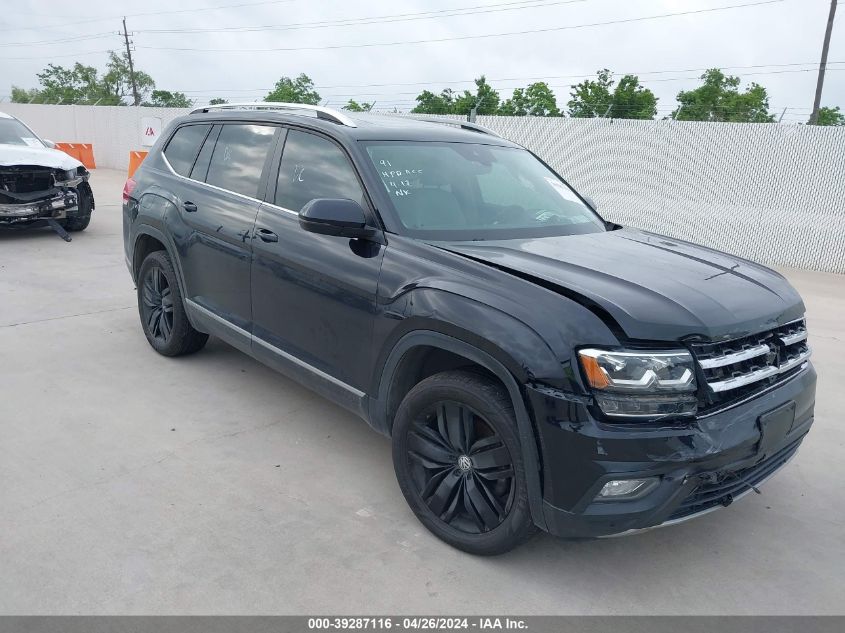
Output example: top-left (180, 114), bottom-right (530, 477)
top-left (275, 130), bottom-right (365, 212)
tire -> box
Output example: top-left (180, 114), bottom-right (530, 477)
top-left (392, 370), bottom-right (537, 555)
top-left (60, 183), bottom-right (93, 232)
top-left (137, 250), bottom-right (208, 357)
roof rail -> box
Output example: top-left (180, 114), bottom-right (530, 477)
top-left (405, 116), bottom-right (501, 138)
top-left (189, 102), bottom-right (357, 128)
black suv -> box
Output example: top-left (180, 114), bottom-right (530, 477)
top-left (122, 103), bottom-right (816, 554)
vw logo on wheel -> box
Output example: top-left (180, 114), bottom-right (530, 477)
top-left (457, 455), bottom-right (473, 472)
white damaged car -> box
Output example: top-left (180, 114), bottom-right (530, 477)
top-left (0, 111), bottom-right (94, 240)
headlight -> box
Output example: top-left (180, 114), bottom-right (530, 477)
top-left (578, 348), bottom-right (697, 419)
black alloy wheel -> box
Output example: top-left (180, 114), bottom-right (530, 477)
top-left (408, 401), bottom-right (515, 534)
top-left (392, 370), bottom-right (536, 555)
top-left (141, 265), bottom-right (174, 344)
top-left (136, 250), bottom-right (208, 356)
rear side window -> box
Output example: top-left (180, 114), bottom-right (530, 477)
top-left (190, 125), bottom-right (219, 181)
top-left (163, 124), bottom-right (210, 176)
top-left (275, 130), bottom-right (365, 212)
top-left (205, 124), bottom-right (276, 198)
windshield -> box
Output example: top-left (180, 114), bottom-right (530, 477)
top-left (0, 118), bottom-right (44, 147)
top-left (363, 141), bottom-right (605, 240)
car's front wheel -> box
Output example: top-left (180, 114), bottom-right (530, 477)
top-left (60, 182), bottom-right (93, 232)
top-left (392, 370), bottom-right (537, 555)
top-left (137, 250), bottom-right (208, 357)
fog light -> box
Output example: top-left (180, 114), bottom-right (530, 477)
top-left (596, 477), bottom-right (659, 500)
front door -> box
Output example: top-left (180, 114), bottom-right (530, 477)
top-left (251, 129), bottom-right (385, 395)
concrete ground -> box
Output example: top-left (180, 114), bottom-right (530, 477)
top-left (1, 169), bottom-right (843, 615)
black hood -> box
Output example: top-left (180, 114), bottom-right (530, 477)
top-left (434, 228), bottom-right (805, 342)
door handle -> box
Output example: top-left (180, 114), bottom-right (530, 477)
top-left (183, 201), bottom-right (198, 213)
top-left (255, 228), bottom-right (279, 243)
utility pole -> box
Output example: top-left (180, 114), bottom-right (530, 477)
top-left (809, 0), bottom-right (837, 124)
top-left (122, 17), bottom-right (140, 106)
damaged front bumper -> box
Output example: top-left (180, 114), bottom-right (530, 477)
top-left (527, 362), bottom-right (817, 538)
top-left (0, 166), bottom-right (89, 237)
top-left (0, 189), bottom-right (79, 224)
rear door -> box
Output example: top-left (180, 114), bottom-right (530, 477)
top-left (251, 128), bottom-right (385, 396)
top-left (172, 122), bottom-right (279, 334)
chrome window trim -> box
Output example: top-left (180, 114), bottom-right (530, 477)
top-left (262, 201), bottom-right (298, 217)
top-left (185, 299), bottom-right (364, 399)
top-left (161, 153), bottom-right (265, 205)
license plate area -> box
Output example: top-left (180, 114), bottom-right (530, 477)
top-left (757, 401), bottom-right (796, 458)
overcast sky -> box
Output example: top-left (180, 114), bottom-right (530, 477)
top-left (1, 0), bottom-right (841, 121)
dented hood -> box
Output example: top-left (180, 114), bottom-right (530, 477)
top-left (0, 143), bottom-right (83, 171)
top-left (435, 228), bottom-right (805, 342)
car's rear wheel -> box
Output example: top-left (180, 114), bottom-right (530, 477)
top-left (392, 370), bottom-right (537, 555)
top-left (137, 250), bottom-right (208, 356)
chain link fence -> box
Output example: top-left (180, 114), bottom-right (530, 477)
top-left (3, 104), bottom-right (843, 273)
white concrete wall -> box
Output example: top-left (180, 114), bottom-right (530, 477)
top-left (4, 104), bottom-right (843, 272)
top-left (2, 103), bottom-right (187, 171)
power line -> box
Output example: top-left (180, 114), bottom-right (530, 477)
top-left (0, 49), bottom-right (115, 61)
top-left (134, 0), bottom-right (787, 53)
top-left (0, 0), bottom-right (298, 33)
top-left (167, 63), bottom-right (845, 95)
top-left (309, 61), bottom-right (845, 91)
top-left (0, 32), bottom-right (116, 47)
top-left (136, 0), bottom-right (594, 34)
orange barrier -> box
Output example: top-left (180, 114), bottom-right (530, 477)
top-left (76, 143), bottom-right (96, 169)
top-left (54, 142), bottom-right (96, 169)
top-left (128, 151), bottom-right (148, 178)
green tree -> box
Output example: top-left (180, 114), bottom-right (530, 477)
top-left (453, 76), bottom-right (500, 116)
top-left (209, 97), bottom-right (229, 105)
top-left (143, 90), bottom-right (192, 108)
top-left (11, 52), bottom-right (155, 105)
top-left (10, 86), bottom-right (42, 103)
top-left (611, 75), bottom-right (658, 120)
top-left (672, 69), bottom-right (774, 122)
top-left (265, 73), bottom-right (320, 104)
top-left (411, 89), bottom-right (456, 114)
top-left (813, 106), bottom-right (845, 126)
top-left (567, 69), bottom-right (613, 118)
top-left (499, 82), bottom-right (559, 116)
top-left (101, 51), bottom-right (154, 105)
top-left (568, 69), bottom-right (657, 119)
top-left (12, 62), bottom-right (107, 104)
top-left (343, 99), bottom-right (373, 112)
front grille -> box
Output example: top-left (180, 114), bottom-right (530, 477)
top-left (668, 439), bottom-right (802, 521)
top-left (691, 319), bottom-right (810, 412)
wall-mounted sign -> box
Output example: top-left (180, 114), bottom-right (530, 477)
top-left (140, 116), bottom-right (162, 147)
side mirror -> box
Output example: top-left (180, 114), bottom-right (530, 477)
top-left (583, 195), bottom-right (598, 211)
top-left (43, 139), bottom-right (56, 149)
top-left (299, 198), bottom-right (374, 239)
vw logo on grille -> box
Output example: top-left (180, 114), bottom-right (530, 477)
top-left (457, 455), bottom-right (473, 472)
top-left (765, 342), bottom-right (779, 366)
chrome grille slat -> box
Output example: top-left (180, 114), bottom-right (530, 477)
top-left (780, 330), bottom-right (807, 346)
top-left (698, 343), bottom-right (771, 369)
top-left (707, 348), bottom-right (811, 393)
top-left (691, 319), bottom-right (810, 403)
